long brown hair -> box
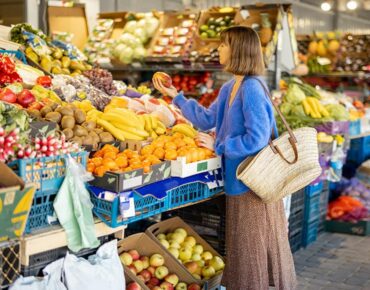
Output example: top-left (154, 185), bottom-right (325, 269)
top-left (220, 26), bottom-right (265, 75)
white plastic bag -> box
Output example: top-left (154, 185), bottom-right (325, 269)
top-left (63, 240), bottom-right (125, 290)
top-left (10, 259), bottom-right (66, 290)
top-left (54, 155), bottom-right (99, 252)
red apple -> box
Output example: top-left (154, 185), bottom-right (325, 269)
top-left (148, 277), bottom-right (160, 286)
top-left (165, 274), bottom-right (179, 286)
top-left (187, 284), bottom-right (201, 290)
top-left (139, 269), bottom-right (152, 282)
top-left (128, 265), bottom-right (137, 275)
top-left (152, 287), bottom-right (161, 290)
top-left (0, 88), bottom-right (17, 103)
top-left (129, 249), bottom-right (140, 261)
top-left (147, 266), bottom-right (156, 276)
top-left (127, 282), bottom-right (141, 290)
top-left (17, 89), bottom-right (35, 108)
top-left (153, 72), bottom-right (172, 88)
top-left (160, 281), bottom-right (174, 290)
top-left (184, 262), bottom-right (198, 274)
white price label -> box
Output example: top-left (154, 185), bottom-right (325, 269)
top-left (122, 176), bottom-right (142, 190)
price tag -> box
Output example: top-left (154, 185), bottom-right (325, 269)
top-left (132, 62), bottom-right (142, 68)
top-left (240, 10), bottom-right (250, 19)
top-left (122, 176), bottom-right (142, 190)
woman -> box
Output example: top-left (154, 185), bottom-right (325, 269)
top-left (153, 26), bottom-right (297, 290)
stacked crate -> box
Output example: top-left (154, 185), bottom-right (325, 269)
top-left (288, 189), bottom-right (305, 253)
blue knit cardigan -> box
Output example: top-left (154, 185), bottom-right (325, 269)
top-left (173, 76), bottom-right (278, 195)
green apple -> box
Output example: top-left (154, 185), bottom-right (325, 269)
top-left (192, 244), bottom-right (203, 255)
top-left (201, 251), bottom-right (213, 261)
top-left (184, 236), bottom-right (196, 247)
top-left (170, 241), bottom-right (181, 249)
top-left (196, 260), bottom-right (205, 268)
top-left (157, 233), bottom-right (166, 240)
top-left (174, 228), bottom-right (188, 238)
top-left (133, 260), bottom-right (143, 273)
top-left (175, 282), bottom-right (188, 290)
top-left (208, 256), bottom-right (225, 271)
top-left (202, 266), bottom-right (216, 278)
top-left (166, 233), bottom-right (173, 240)
top-left (192, 274), bottom-right (201, 280)
top-left (150, 253), bottom-right (165, 267)
top-left (191, 253), bottom-right (201, 262)
top-left (168, 247), bottom-right (179, 259)
top-left (181, 241), bottom-right (194, 249)
top-left (165, 273), bottom-right (179, 286)
top-left (171, 232), bottom-right (185, 244)
top-left (160, 239), bottom-right (170, 249)
top-left (179, 248), bottom-right (192, 261)
top-left (155, 265), bottom-right (169, 280)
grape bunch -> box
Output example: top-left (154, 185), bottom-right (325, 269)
top-left (83, 68), bottom-right (118, 96)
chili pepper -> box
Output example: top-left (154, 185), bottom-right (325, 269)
top-left (0, 56), bottom-right (16, 74)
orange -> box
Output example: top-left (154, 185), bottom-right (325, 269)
top-left (165, 142), bottom-right (177, 151)
top-left (102, 158), bottom-right (118, 171)
top-left (203, 148), bottom-right (214, 158)
top-left (185, 152), bottom-right (192, 164)
top-left (165, 149), bottom-right (178, 160)
top-left (101, 144), bottom-right (119, 154)
top-left (129, 157), bottom-right (141, 166)
top-left (153, 147), bottom-right (165, 159)
top-left (123, 149), bottom-right (135, 159)
top-left (94, 165), bottom-right (109, 177)
top-left (87, 163), bottom-right (95, 173)
top-left (172, 132), bottom-right (184, 139)
top-left (131, 162), bottom-right (143, 170)
top-left (151, 158), bottom-right (162, 165)
top-left (183, 136), bottom-right (196, 146)
top-left (189, 148), bottom-right (199, 163)
top-left (90, 157), bottom-right (103, 167)
top-left (152, 140), bottom-right (165, 148)
top-left (104, 151), bottom-right (117, 159)
top-left (130, 151), bottom-right (140, 160)
top-left (198, 148), bottom-right (206, 161)
top-left (141, 145), bottom-right (154, 156)
top-left (116, 156), bottom-right (128, 168)
top-left (123, 166), bottom-right (133, 172)
top-left (147, 155), bottom-right (161, 165)
top-left (93, 150), bottom-right (104, 158)
top-left (174, 138), bottom-right (186, 148)
top-left (143, 165), bottom-right (151, 174)
top-left (177, 148), bottom-right (187, 157)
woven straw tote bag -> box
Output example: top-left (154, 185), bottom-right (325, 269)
top-left (236, 78), bottom-right (322, 203)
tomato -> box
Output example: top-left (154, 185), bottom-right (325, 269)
top-left (36, 76), bottom-right (52, 87)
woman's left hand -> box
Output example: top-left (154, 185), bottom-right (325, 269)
top-left (195, 132), bottom-right (215, 151)
top-left (153, 78), bottom-right (178, 98)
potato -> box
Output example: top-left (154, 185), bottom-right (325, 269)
top-left (89, 131), bottom-right (100, 144)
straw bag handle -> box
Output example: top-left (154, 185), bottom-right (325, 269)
top-left (249, 77), bottom-right (298, 165)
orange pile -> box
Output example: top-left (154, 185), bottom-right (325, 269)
top-left (140, 133), bottom-right (214, 164)
top-left (87, 144), bottom-right (162, 177)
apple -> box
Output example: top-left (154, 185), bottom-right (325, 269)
top-left (174, 228), bottom-right (187, 238)
top-left (140, 256), bottom-right (150, 269)
top-left (192, 274), bottom-right (201, 280)
top-left (208, 256), bottom-right (225, 271)
top-left (157, 233), bottom-right (166, 240)
top-left (140, 269), bottom-right (152, 282)
top-left (169, 241), bottom-right (181, 249)
top-left (168, 247), bottom-right (179, 259)
top-left (152, 287), bottom-right (161, 290)
top-left (196, 260), bottom-right (205, 268)
top-left (147, 266), bottom-right (156, 276)
top-left (183, 236), bottom-right (196, 248)
top-left (128, 265), bottom-right (137, 275)
top-left (166, 233), bottom-right (173, 240)
top-left (184, 261), bottom-right (198, 274)
top-left (133, 260), bottom-right (144, 273)
top-left (181, 241), bottom-right (194, 249)
top-left (0, 88), bottom-right (17, 104)
top-left (171, 233), bottom-right (185, 244)
top-left (149, 277), bottom-right (160, 286)
top-left (159, 281), bottom-right (174, 290)
top-left (201, 251), bottom-right (213, 261)
top-left (160, 239), bottom-right (170, 249)
top-left (127, 282), bottom-right (142, 290)
top-left (129, 249), bottom-right (140, 261)
top-left (17, 89), bottom-right (35, 108)
top-left (179, 248), bottom-right (192, 261)
top-left (187, 283), bottom-right (201, 290)
top-left (201, 266), bottom-right (216, 278)
top-left (191, 253), bottom-right (201, 262)
top-left (175, 282), bottom-right (187, 290)
top-left (192, 244), bottom-right (203, 255)
top-left (165, 274), bottom-right (179, 286)
top-left (120, 252), bottom-right (133, 266)
top-left (153, 72), bottom-right (172, 88)
top-left (150, 254), bottom-right (165, 267)
top-left (155, 266), bottom-right (169, 280)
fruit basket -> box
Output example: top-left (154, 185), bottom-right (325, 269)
top-left (8, 152), bottom-right (88, 233)
top-left (146, 217), bottom-right (225, 290)
top-left (118, 233), bottom-right (199, 290)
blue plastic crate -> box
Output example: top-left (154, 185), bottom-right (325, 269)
top-left (168, 182), bottom-right (216, 208)
top-left (0, 49), bottom-right (27, 63)
top-left (302, 219), bottom-right (320, 247)
top-left (349, 120), bottom-right (361, 136)
top-left (289, 230), bottom-right (302, 253)
top-left (290, 188), bottom-right (305, 214)
top-left (347, 136), bottom-right (370, 165)
top-left (9, 152), bottom-right (88, 233)
top-left (304, 182), bottom-right (323, 224)
top-left (89, 189), bottom-right (168, 228)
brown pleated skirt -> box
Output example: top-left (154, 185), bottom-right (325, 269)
top-left (221, 191), bottom-right (297, 290)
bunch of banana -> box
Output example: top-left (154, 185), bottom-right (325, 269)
top-left (171, 124), bottom-right (197, 138)
top-left (302, 97), bottom-right (330, 119)
top-left (86, 109), bottom-right (103, 122)
top-left (140, 114), bottom-right (167, 139)
top-left (72, 100), bottom-right (95, 113)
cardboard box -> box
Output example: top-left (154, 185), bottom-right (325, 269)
top-left (146, 217), bottom-right (224, 289)
top-left (118, 233), bottom-right (199, 289)
top-left (325, 219), bottom-right (370, 236)
top-left (0, 162), bottom-right (36, 242)
top-left (89, 161), bottom-right (171, 193)
top-left (48, 4), bottom-right (89, 49)
top-left (171, 156), bottom-right (222, 178)
top-left (98, 11), bottom-right (128, 40)
top-left (120, 139), bottom-right (152, 152)
top-left (29, 121), bottom-right (57, 138)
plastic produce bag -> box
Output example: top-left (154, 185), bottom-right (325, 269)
top-left (63, 240), bottom-right (125, 290)
top-left (54, 155), bottom-right (99, 252)
top-left (10, 259), bottom-right (66, 290)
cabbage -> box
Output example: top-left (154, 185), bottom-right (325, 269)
top-left (133, 28), bottom-right (147, 43)
top-left (124, 21), bottom-right (138, 34)
top-left (325, 104), bottom-right (350, 121)
top-left (291, 105), bottom-right (306, 117)
top-left (285, 84), bottom-right (306, 104)
top-left (145, 17), bottom-right (159, 35)
top-left (113, 43), bottom-right (127, 58)
top-left (133, 47), bottom-right (146, 60)
top-left (280, 103), bottom-right (293, 115)
top-left (119, 46), bottom-right (134, 64)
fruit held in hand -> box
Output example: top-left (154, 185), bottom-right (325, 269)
top-left (153, 72), bottom-right (172, 88)
top-left (150, 253), bottom-right (165, 267)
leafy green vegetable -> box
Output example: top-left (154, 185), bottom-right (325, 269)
top-left (284, 84), bottom-right (306, 105)
top-left (325, 104), bottom-right (349, 121)
top-left (10, 23), bottom-right (49, 45)
top-left (291, 105), bottom-right (306, 117)
top-left (280, 103), bottom-right (293, 115)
